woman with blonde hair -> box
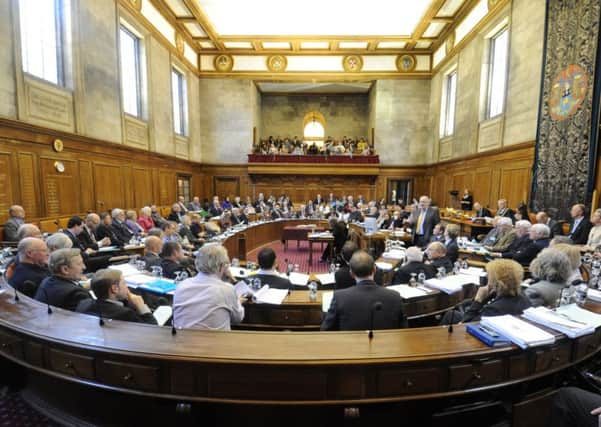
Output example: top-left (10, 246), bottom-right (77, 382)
top-left (552, 243), bottom-right (583, 284)
top-left (461, 259), bottom-right (531, 322)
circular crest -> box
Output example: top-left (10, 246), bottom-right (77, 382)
top-left (396, 54), bottom-right (416, 72)
top-left (214, 54), bottom-right (234, 72)
top-left (267, 55), bottom-right (287, 72)
top-left (342, 55), bottom-right (363, 72)
top-left (549, 64), bottom-right (588, 121)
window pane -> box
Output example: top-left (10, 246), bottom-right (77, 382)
top-left (20, 0), bottom-right (62, 85)
top-left (445, 72), bottom-right (457, 136)
top-left (171, 69), bottom-right (187, 135)
top-left (488, 29), bottom-right (509, 117)
top-left (304, 122), bottom-right (324, 139)
top-left (119, 27), bottom-right (141, 117)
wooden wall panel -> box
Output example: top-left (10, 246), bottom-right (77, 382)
top-left (473, 170), bottom-right (492, 208)
top-left (214, 177), bottom-right (240, 200)
top-left (93, 163), bottom-right (124, 213)
top-left (159, 171), bottom-right (175, 206)
top-left (0, 152), bottom-right (14, 223)
top-left (17, 152), bottom-right (39, 217)
top-left (78, 160), bottom-right (95, 213)
top-left (40, 157), bottom-right (80, 216)
top-left (133, 168), bottom-right (154, 208)
top-left (499, 166), bottom-right (532, 208)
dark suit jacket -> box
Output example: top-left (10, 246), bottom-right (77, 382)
top-left (208, 206), bottom-right (223, 217)
top-left (179, 226), bottom-right (203, 247)
top-left (96, 224), bottom-right (122, 247)
top-left (34, 275), bottom-right (92, 311)
top-left (78, 226), bottom-right (99, 250)
top-left (160, 258), bottom-right (189, 279)
top-left (391, 261), bottom-right (436, 285)
top-left (321, 280), bottom-right (405, 331)
top-left (500, 234), bottom-right (531, 257)
top-left (4, 218), bottom-right (22, 242)
top-left (334, 266), bottom-right (384, 290)
top-left (496, 208), bottom-right (515, 223)
top-left (231, 213), bottom-right (248, 225)
top-left (167, 212), bottom-right (181, 223)
top-left (474, 207), bottom-right (492, 218)
top-left (507, 238), bottom-right (550, 266)
top-left (63, 230), bottom-right (110, 272)
top-left (8, 262), bottom-right (50, 298)
top-left (568, 218), bottom-right (592, 245)
top-left (410, 207), bottom-right (440, 243)
top-left (111, 220), bottom-right (133, 245)
top-left (430, 256), bottom-right (453, 273)
top-left (143, 253), bottom-right (162, 270)
top-left (63, 230), bottom-right (87, 252)
top-left (348, 211), bottom-right (364, 223)
top-left (445, 239), bottom-right (459, 263)
top-left (462, 293), bottom-right (532, 323)
top-left (546, 219), bottom-right (563, 238)
top-left (249, 273), bottom-right (293, 290)
top-left (76, 299), bottom-right (157, 325)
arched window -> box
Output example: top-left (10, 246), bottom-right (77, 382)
top-left (303, 111), bottom-right (325, 145)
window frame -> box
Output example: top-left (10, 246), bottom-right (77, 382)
top-left (485, 26), bottom-right (510, 119)
top-left (119, 24), bottom-right (144, 119)
top-left (177, 174), bottom-right (191, 203)
top-left (440, 70), bottom-right (458, 138)
top-left (171, 66), bottom-right (188, 136)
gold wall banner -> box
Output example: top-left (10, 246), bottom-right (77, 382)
top-left (342, 55), bottom-right (363, 72)
top-left (266, 55), bottom-right (287, 72)
top-left (214, 54), bottom-right (234, 72)
top-left (396, 54), bottom-right (416, 72)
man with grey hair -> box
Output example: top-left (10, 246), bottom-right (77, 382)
top-left (491, 220), bottom-right (532, 259)
top-left (111, 208), bottom-right (133, 245)
top-left (391, 246), bottom-right (436, 285)
top-left (46, 233), bottom-right (73, 252)
top-left (406, 195), bottom-right (440, 247)
top-left (34, 248), bottom-right (91, 311)
top-left (9, 237), bottom-right (50, 297)
top-left (484, 217), bottom-right (516, 253)
top-left (498, 222), bottom-right (550, 266)
top-left (16, 223), bottom-right (42, 241)
top-left (78, 213), bottom-right (111, 250)
top-left (525, 248), bottom-right (572, 307)
top-left (173, 244), bottom-right (245, 330)
top-left (4, 205), bottom-right (25, 241)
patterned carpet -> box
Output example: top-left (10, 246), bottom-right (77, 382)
top-left (246, 240), bottom-right (331, 274)
top-left (0, 389), bottom-right (58, 427)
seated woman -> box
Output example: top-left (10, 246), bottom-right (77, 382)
top-left (461, 259), bottom-right (531, 322)
top-left (136, 206), bottom-right (155, 233)
top-left (552, 243), bottom-right (584, 285)
top-left (524, 248), bottom-right (571, 307)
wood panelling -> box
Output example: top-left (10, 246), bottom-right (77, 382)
top-left (132, 168), bottom-right (154, 208)
top-left (158, 171), bottom-right (175, 206)
top-left (40, 157), bottom-right (79, 216)
top-left (214, 177), bottom-right (240, 200)
top-left (94, 163), bottom-right (125, 213)
top-left (0, 153), bottom-right (14, 223)
top-left (17, 152), bottom-right (38, 216)
top-left (78, 160), bottom-right (95, 213)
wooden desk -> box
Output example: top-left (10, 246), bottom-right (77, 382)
top-left (282, 225), bottom-right (324, 251)
top-left (442, 217), bottom-right (493, 237)
top-left (307, 233), bottom-right (334, 265)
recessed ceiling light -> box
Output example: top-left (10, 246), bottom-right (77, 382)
top-left (377, 41), bottom-right (407, 49)
top-left (339, 41), bottom-right (368, 49)
top-left (223, 41), bottom-right (253, 49)
top-left (300, 41), bottom-right (330, 49)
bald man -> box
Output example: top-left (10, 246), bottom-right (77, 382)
top-left (16, 224), bottom-right (42, 241)
top-left (568, 203), bottom-right (592, 245)
top-left (79, 213), bottom-right (111, 250)
top-left (143, 236), bottom-right (163, 270)
top-left (9, 237), bottom-right (50, 297)
top-left (5, 205), bottom-right (25, 241)
top-left (407, 196), bottom-right (440, 247)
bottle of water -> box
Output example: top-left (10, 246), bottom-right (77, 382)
top-left (417, 271), bottom-right (426, 285)
top-left (574, 283), bottom-right (588, 305)
top-left (308, 281), bottom-right (318, 301)
top-left (252, 277), bottom-right (262, 291)
top-left (409, 273), bottom-right (417, 287)
top-left (437, 267), bottom-right (446, 278)
top-left (558, 286), bottom-right (572, 307)
top-left (461, 258), bottom-right (469, 269)
top-left (453, 261), bottom-right (461, 275)
top-left (329, 262), bottom-right (336, 274)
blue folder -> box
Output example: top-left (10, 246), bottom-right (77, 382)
top-left (140, 279), bottom-right (177, 295)
top-left (466, 323), bottom-right (512, 347)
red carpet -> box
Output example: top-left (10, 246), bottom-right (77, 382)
top-left (0, 390), bottom-right (58, 427)
top-left (246, 240), bottom-right (331, 274)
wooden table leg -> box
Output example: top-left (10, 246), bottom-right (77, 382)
top-left (309, 240), bottom-right (313, 265)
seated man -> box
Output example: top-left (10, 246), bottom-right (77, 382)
top-left (4, 205), bottom-right (25, 242)
top-left (480, 216), bottom-right (505, 246)
top-left (472, 202), bottom-right (492, 219)
top-left (536, 211), bottom-right (563, 238)
top-left (391, 246), bottom-right (436, 284)
top-left (335, 241), bottom-right (384, 289)
top-left (491, 220), bottom-right (532, 259)
top-left (63, 216), bottom-right (111, 272)
top-left (16, 223), bottom-right (42, 241)
top-left (426, 242), bottom-right (453, 273)
top-left (95, 212), bottom-right (121, 246)
top-left (46, 233), bottom-right (73, 252)
top-left (9, 237), bottom-right (50, 298)
top-left (111, 209), bottom-right (134, 245)
top-left (79, 213), bottom-right (111, 250)
top-left (496, 198), bottom-right (515, 223)
top-left (143, 236), bottom-right (163, 270)
top-left (162, 221), bottom-right (182, 244)
top-left (429, 223), bottom-right (445, 243)
top-left (167, 203), bottom-right (183, 223)
top-left (173, 244), bottom-right (245, 330)
top-left (485, 217), bottom-right (516, 252)
top-left (568, 203), bottom-right (592, 244)
top-left (160, 241), bottom-right (190, 279)
top-left (76, 269), bottom-right (156, 324)
top-left (498, 223), bottom-right (550, 266)
top-left (178, 215), bottom-right (204, 248)
top-left (187, 196), bottom-right (202, 212)
top-left (321, 250), bottom-right (405, 331)
top-left (444, 224), bottom-right (460, 263)
top-left (230, 207), bottom-right (248, 225)
top-left (150, 205), bottom-right (167, 228)
top-left (34, 249), bottom-right (91, 311)
top-left (208, 199), bottom-right (223, 217)
top-left (252, 247), bottom-right (292, 290)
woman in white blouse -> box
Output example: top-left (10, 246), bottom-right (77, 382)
top-left (585, 209), bottom-right (601, 250)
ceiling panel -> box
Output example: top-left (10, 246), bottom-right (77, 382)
top-left (437, 0), bottom-right (466, 17)
top-left (256, 82), bottom-right (373, 94)
top-left (423, 22), bottom-right (446, 38)
top-left (164, 0), bottom-right (193, 17)
top-left (376, 41), bottom-right (407, 49)
top-left (183, 22), bottom-right (207, 38)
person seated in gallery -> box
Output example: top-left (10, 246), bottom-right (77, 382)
top-left (79, 213), bottom-right (112, 250)
top-left (160, 242), bottom-right (193, 279)
top-left (179, 215), bottom-right (204, 248)
top-left (34, 248), bottom-right (91, 311)
top-left (443, 259), bottom-right (531, 324)
top-left (444, 224), bottom-right (460, 263)
top-left (189, 213), bottom-right (204, 238)
top-left (143, 236), bottom-right (163, 271)
top-left (249, 247), bottom-right (293, 290)
top-left (125, 210), bottom-right (145, 236)
top-left (524, 248), bottom-right (571, 307)
top-left (321, 250), bottom-right (406, 331)
top-left (167, 203), bottom-right (183, 223)
top-left (494, 222), bottom-right (550, 266)
top-left (208, 197), bottom-right (224, 217)
top-left (347, 204), bottom-right (364, 223)
top-left (386, 210), bottom-right (405, 229)
top-left (391, 246), bottom-right (436, 285)
top-left (550, 386), bottom-right (601, 427)
top-left (335, 242), bottom-right (384, 289)
top-left (16, 223), bottom-right (42, 241)
top-left (365, 206), bottom-right (379, 219)
top-left (472, 202), bottom-right (492, 219)
top-left (378, 212), bottom-right (392, 229)
top-left (535, 210), bottom-right (562, 239)
top-left (161, 221), bottom-right (182, 244)
top-left (484, 217), bottom-right (516, 252)
top-left (175, 196), bottom-right (189, 214)
top-left (230, 207), bottom-right (248, 225)
top-left (136, 206), bottom-right (155, 233)
top-left (76, 269), bottom-right (157, 325)
top-left (221, 196), bottom-right (233, 211)
top-left (429, 223), bottom-right (445, 243)
top-left (496, 198), bottom-right (515, 223)
top-left (150, 205), bottom-right (167, 228)
top-left (9, 237), bottom-right (50, 298)
top-left (271, 203), bottom-right (285, 219)
top-left (425, 242), bottom-right (453, 273)
top-left (187, 196), bottom-right (202, 212)
top-left (568, 203), bottom-right (593, 245)
top-left (46, 233), bottom-right (73, 252)
top-left (4, 205), bottom-right (26, 242)
top-left (147, 227), bottom-right (163, 239)
top-left (63, 216), bottom-right (113, 272)
top-left (479, 216), bottom-right (506, 246)
top-left (103, 209), bottom-right (132, 246)
top-left (173, 244), bottom-right (246, 331)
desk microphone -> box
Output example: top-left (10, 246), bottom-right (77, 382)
top-left (171, 321), bottom-right (177, 336)
top-left (13, 284), bottom-right (21, 302)
top-left (97, 303), bottom-right (105, 326)
top-left (447, 308), bottom-right (454, 333)
top-left (42, 287), bottom-right (52, 314)
top-left (368, 301), bottom-right (383, 340)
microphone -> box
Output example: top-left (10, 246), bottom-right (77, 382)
top-left (42, 287), bottom-right (52, 314)
top-left (171, 322), bottom-right (177, 336)
top-left (368, 301), bottom-right (383, 340)
top-left (97, 303), bottom-right (105, 326)
top-left (447, 308), bottom-right (454, 333)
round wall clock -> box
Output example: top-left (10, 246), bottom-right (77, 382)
top-left (54, 161), bottom-right (65, 173)
top-left (52, 139), bottom-right (64, 152)
top-left (548, 64), bottom-right (588, 121)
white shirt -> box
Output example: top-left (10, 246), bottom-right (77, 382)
top-left (173, 272), bottom-right (244, 331)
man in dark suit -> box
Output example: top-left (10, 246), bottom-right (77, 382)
top-left (230, 208), bottom-right (248, 225)
top-left (444, 224), bottom-right (460, 263)
top-left (314, 194), bottom-right (323, 206)
top-left (321, 250), bottom-right (405, 331)
top-left (391, 246), bottom-right (436, 284)
top-left (167, 204), bottom-right (183, 223)
top-left (111, 209), bottom-right (134, 245)
top-left (4, 205), bottom-right (25, 242)
top-left (496, 199), bottom-right (515, 223)
top-left (426, 242), bottom-right (453, 273)
top-left (95, 212), bottom-right (122, 246)
top-left (472, 202), bottom-right (492, 218)
top-left (9, 237), bottom-right (50, 298)
top-left (407, 195), bottom-right (440, 247)
top-left (143, 236), bottom-right (163, 270)
top-left (535, 211), bottom-right (563, 238)
top-left (335, 242), bottom-right (384, 289)
top-left (34, 248), bottom-right (91, 311)
top-left (160, 242), bottom-right (194, 279)
top-left (63, 216), bottom-right (112, 272)
top-left (495, 222), bottom-right (550, 266)
top-left (251, 247), bottom-right (292, 290)
top-left (568, 203), bottom-right (592, 245)
top-left (76, 269), bottom-right (157, 324)
top-left (79, 213), bottom-right (111, 250)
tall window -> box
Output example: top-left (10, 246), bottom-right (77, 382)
top-left (440, 71), bottom-right (457, 137)
top-left (119, 25), bottom-right (143, 118)
top-left (171, 68), bottom-right (187, 136)
top-left (177, 175), bottom-right (191, 203)
top-left (486, 28), bottom-right (509, 118)
top-left (19, 0), bottom-right (65, 86)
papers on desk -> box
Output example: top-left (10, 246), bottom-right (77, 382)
top-left (322, 291), bottom-right (333, 312)
top-left (288, 272), bottom-right (310, 286)
top-left (459, 267), bottom-right (487, 277)
top-left (109, 263), bottom-right (141, 277)
top-left (375, 261), bottom-right (394, 271)
top-left (123, 244), bottom-right (144, 251)
top-left (381, 249), bottom-right (406, 260)
top-left (153, 305), bottom-right (173, 326)
top-left (234, 281), bottom-right (253, 298)
top-left (480, 315), bottom-right (555, 349)
top-left (234, 282), bottom-right (288, 305)
top-left (315, 273), bottom-right (335, 285)
top-left (424, 274), bottom-right (477, 294)
top-left (308, 232), bottom-right (333, 238)
top-left (98, 246), bottom-right (118, 252)
top-left (387, 285), bottom-right (428, 299)
top-left (522, 305), bottom-right (597, 339)
top-left (125, 274), bottom-right (158, 288)
top-left (587, 288), bottom-right (601, 303)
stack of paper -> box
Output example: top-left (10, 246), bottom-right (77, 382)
top-left (381, 249), bottom-right (406, 260)
top-left (557, 304), bottom-right (601, 328)
top-left (234, 283), bottom-right (288, 305)
top-left (109, 263), bottom-right (141, 277)
top-left (315, 273), bottom-right (335, 285)
top-left (387, 284), bottom-right (428, 299)
top-left (375, 261), bottom-right (394, 271)
top-left (481, 315), bottom-right (555, 349)
top-left (288, 272), bottom-right (310, 286)
top-left (424, 274), bottom-right (476, 294)
top-left (522, 306), bottom-right (597, 339)
top-left (322, 291), bottom-right (334, 312)
top-left (459, 267), bottom-right (487, 277)
top-left (125, 274), bottom-right (158, 288)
